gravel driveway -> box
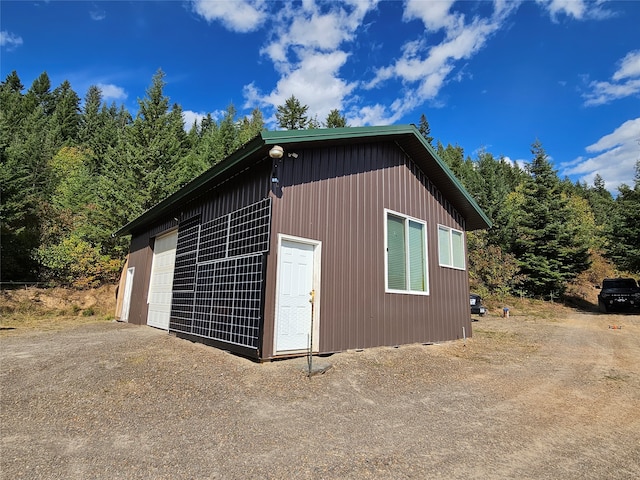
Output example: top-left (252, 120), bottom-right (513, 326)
top-left (1, 310), bottom-right (639, 479)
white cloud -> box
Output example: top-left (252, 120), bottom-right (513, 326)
top-left (535, 0), bottom-right (615, 21)
top-left (502, 156), bottom-right (528, 171)
top-left (90, 8), bottom-right (106, 21)
top-left (583, 50), bottom-right (640, 106)
top-left (0, 31), bottom-right (23, 50)
top-left (191, 0), bottom-right (266, 33)
top-left (182, 110), bottom-right (207, 129)
top-left (97, 83), bottom-right (127, 101)
top-left (348, 103), bottom-right (395, 127)
top-left (584, 79), bottom-right (640, 106)
top-left (194, 0), bottom-right (520, 127)
top-left (536, 0), bottom-right (586, 20)
top-left (613, 50), bottom-right (640, 81)
top-left (560, 118), bottom-right (640, 193)
top-left (403, 0), bottom-right (461, 32)
top-left (245, 1), bottom-right (377, 126)
top-left (264, 50), bottom-right (356, 121)
top-left (362, 1), bottom-right (517, 124)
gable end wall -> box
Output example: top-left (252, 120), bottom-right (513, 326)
top-left (263, 141), bottom-right (471, 358)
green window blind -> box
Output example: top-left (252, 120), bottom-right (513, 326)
top-left (387, 214), bottom-right (406, 290)
top-left (438, 226), bottom-right (451, 266)
top-left (451, 229), bottom-right (465, 269)
top-left (408, 220), bottom-right (426, 291)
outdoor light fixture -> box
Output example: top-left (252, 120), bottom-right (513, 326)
top-left (270, 145), bottom-right (282, 185)
top-left (269, 145), bottom-right (284, 159)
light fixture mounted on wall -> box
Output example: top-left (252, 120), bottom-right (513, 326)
top-left (269, 145), bottom-right (283, 186)
top-left (269, 145), bottom-right (284, 159)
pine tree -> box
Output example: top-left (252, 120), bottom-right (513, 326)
top-left (49, 80), bottom-right (80, 145)
top-left (276, 95), bottom-right (308, 130)
top-left (219, 103), bottom-right (240, 158)
top-left (510, 141), bottom-right (590, 296)
top-left (607, 161), bottom-right (640, 273)
top-left (126, 69), bottom-right (189, 210)
top-left (326, 109), bottom-right (347, 128)
top-left (418, 113), bottom-right (433, 145)
top-left (0, 73), bottom-right (59, 281)
top-left (238, 107), bottom-right (265, 145)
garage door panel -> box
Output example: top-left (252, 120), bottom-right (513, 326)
top-left (147, 230), bottom-right (178, 330)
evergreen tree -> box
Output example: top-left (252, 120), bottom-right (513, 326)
top-left (466, 152), bottom-right (525, 251)
top-left (325, 109), bottom-right (347, 128)
top-left (0, 71), bottom-right (25, 146)
top-left (238, 107), bottom-right (265, 145)
top-left (219, 103), bottom-right (240, 158)
top-left (0, 73), bottom-right (59, 281)
top-left (509, 141), bottom-right (590, 296)
top-left (574, 174), bottom-right (615, 252)
top-left (418, 113), bottom-right (433, 145)
top-left (607, 161), bottom-right (640, 273)
top-left (126, 69), bottom-right (189, 210)
top-left (307, 115), bottom-right (321, 129)
top-left (78, 85), bottom-right (104, 173)
top-left (276, 95), bottom-right (308, 130)
top-left (436, 142), bottom-right (477, 189)
top-left (49, 80), bottom-right (81, 147)
top-left (23, 71), bottom-right (54, 115)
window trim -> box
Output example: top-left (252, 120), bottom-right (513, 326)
top-left (384, 209), bottom-right (430, 296)
top-left (437, 224), bottom-right (466, 270)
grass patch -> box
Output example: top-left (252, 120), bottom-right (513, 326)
top-left (0, 285), bottom-right (116, 335)
top-left (0, 313), bottom-right (112, 335)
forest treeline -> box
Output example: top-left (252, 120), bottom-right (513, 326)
top-left (1, 69), bottom-right (638, 297)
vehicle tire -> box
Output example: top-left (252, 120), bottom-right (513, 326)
top-left (598, 300), bottom-right (608, 313)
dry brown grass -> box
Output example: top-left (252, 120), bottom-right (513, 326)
top-left (0, 285), bottom-right (116, 335)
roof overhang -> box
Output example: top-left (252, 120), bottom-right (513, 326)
top-left (113, 125), bottom-right (491, 237)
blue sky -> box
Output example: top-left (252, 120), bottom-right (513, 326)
top-left (1, 1), bottom-right (639, 194)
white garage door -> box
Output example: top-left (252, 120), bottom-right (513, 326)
top-left (147, 230), bottom-right (178, 330)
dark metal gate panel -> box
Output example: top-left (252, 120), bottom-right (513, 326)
top-left (169, 198), bottom-right (271, 356)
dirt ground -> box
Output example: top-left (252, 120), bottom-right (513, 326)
top-left (1, 308), bottom-right (639, 479)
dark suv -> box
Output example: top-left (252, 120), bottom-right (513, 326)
top-left (470, 293), bottom-right (487, 316)
top-left (597, 278), bottom-right (640, 313)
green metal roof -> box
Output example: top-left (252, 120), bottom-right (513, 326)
top-left (113, 124), bottom-right (491, 236)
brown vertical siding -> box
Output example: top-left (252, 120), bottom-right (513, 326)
top-left (263, 141), bottom-right (471, 358)
top-left (125, 233), bottom-right (152, 325)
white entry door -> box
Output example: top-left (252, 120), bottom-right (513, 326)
top-left (147, 230), bottom-right (178, 330)
top-left (275, 238), bottom-right (320, 353)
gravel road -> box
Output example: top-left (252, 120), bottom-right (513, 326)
top-left (1, 310), bottom-right (639, 479)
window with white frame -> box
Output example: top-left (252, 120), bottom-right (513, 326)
top-left (385, 209), bottom-right (429, 294)
top-left (438, 225), bottom-right (466, 269)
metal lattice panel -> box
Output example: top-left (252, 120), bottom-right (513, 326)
top-left (169, 291), bottom-right (196, 334)
top-left (169, 199), bottom-right (271, 350)
top-left (198, 216), bottom-right (228, 263)
top-left (172, 217), bottom-right (200, 293)
top-left (228, 199), bottom-right (271, 257)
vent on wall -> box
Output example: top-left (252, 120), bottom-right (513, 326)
top-left (169, 198), bottom-right (271, 350)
